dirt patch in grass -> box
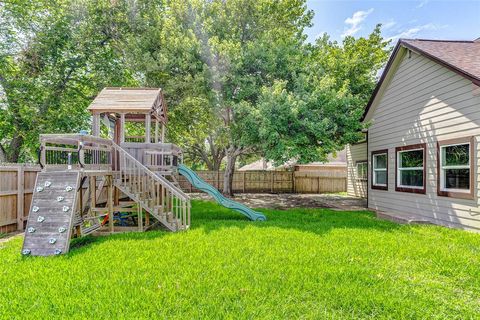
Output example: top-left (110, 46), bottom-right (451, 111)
top-left (190, 192), bottom-right (367, 210)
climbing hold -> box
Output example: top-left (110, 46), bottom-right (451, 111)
top-left (36, 186), bottom-right (44, 192)
top-left (44, 181), bottom-right (52, 187)
top-left (22, 249), bottom-right (31, 255)
top-left (62, 206), bottom-right (70, 212)
top-left (54, 249), bottom-right (62, 255)
top-left (57, 196), bottom-right (64, 202)
top-left (32, 206), bottom-right (39, 212)
top-left (65, 186), bottom-right (73, 192)
top-left (27, 227), bottom-right (36, 233)
top-left (37, 216), bottom-right (45, 223)
top-left (48, 238), bottom-right (57, 244)
top-left (58, 227), bottom-right (66, 233)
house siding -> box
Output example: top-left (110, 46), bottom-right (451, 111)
top-left (368, 50), bottom-right (480, 232)
top-left (346, 143), bottom-right (367, 198)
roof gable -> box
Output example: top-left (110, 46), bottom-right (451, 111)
top-left (362, 39), bottom-right (480, 121)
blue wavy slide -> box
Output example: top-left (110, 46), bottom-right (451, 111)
top-left (178, 164), bottom-right (266, 221)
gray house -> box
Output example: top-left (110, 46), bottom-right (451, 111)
top-left (347, 38), bottom-right (480, 231)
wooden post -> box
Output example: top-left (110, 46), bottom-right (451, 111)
top-left (16, 166), bottom-right (24, 230)
top-left (161, 123), bottom-right (165, 142)
top-left (145, 114), bottom-right (151, 143)
top-left (317, 176), bottom-right (320, 194)
top-left (137, 205), bottom-right (143, 231)
top-left (108, 175), bottom-right (114, 233)
top-left (292, 171), bottom-right (295, 193)
top-left (154, 120), bottom-right (159, 143)
top-left (120, 113), bottom-right (125, 143)
top-left (92, 113), bottom-right (101, 136)
top-left (76, 176), bottom-right (83, 236)
top-left (145, 210), bottom-right (150, 227)
top-left (89, 176), bottom-right (96, 218)
top-left (270, 171), bottom-right (274, 193)
top-left (243, 171), bottom-right (246, 193)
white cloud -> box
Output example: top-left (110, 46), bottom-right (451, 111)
top-left (341, 8), bottom-right (374, 38)
top-left (387, 23), bottom-right (447, 41)
top-left (382, 20), bottom-right (396, 30)
top-left (416, 0), bottom-right (429, 8)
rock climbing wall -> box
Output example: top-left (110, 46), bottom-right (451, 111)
top-left (22, 171), bottom-right (80, 256)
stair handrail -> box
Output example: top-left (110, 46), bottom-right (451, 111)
top-left (111, 142), bottom-right (190, 201)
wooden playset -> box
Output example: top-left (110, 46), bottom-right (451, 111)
top-left (21, 88), bottom-right (265, 256)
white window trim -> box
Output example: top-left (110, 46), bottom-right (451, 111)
top-left (356, 161), bottom-right (367, 180)
top-left (373, 153), bottom-right (387, 187)
top-left (439, 142), bottom-right (471, 193)
top-left (397, 148), bottom-right (424, 189)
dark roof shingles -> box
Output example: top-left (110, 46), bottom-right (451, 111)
top-left (402, 39), bottom-right (480, 82)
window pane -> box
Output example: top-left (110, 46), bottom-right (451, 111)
top-left (445, 169), bottom-right (470, 189)
top-left (400, 150), bottom-right (423, 168)
top-left (357, 163), bottom-right (367, 179)
top-left (375, 171), bottom-right (386, 185)
top-left (374, 154), bottom-right (387, 169)
top-left (400, 170), bottom-right (423, 187)
top-left (443, 144), bottom-right (469, 166)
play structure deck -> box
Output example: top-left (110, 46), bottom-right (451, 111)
top-left (22, 88), bottom-right (265, 256)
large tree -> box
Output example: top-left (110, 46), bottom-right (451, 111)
top-left (243, 26), bottom-right (391, 166)
top-left (119, 0), bottom-right (313, 190)
top-left (0, 0), bottom-right (134, 162)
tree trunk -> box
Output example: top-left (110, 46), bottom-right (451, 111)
top-left (7, 134), bottom-right (23, 162)
top-left (0, 143), bottom-right (7, 162)
top-left (223, 146), bottom-right (239, 196)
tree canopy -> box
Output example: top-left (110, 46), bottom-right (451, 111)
top-left (0, 0), bottom-right (391, 194)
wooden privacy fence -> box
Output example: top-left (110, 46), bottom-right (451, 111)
top-left (178, 170), bottom-right (347, 194)
top-left (0, 166), bottom-right (346, 233)
top-left (0, 165), bottom-right (41, 233)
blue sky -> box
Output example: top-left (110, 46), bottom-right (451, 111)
top-left (305, 0), bottom-right (480, 43)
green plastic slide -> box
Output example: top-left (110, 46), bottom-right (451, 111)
top-left (178, 164), bottom-right (266, 221)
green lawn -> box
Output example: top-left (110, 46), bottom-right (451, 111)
top-left (1, 200), bottom-right (479, 319)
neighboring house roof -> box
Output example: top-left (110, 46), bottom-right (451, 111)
top-left (296, 149), bottom-right (347, 167)
top-left (238, 159), bottom-right (294, 171)
top-left (88, 87), bottom-right (168, 123)
top-left (362, 38), bottom-right (480, 121)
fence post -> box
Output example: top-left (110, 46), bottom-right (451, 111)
top-left (16, 166), bottom-right (24, 230)
top-left (243, 171), bottom-right (246, 193)
top-left (317, 176), bottom-right (320, 194)
top-left (292, 171), bottom-right (295, 193)
top-left (270, 172), bottom-right (274, 193)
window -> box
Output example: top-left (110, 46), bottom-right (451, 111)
top-left (356, 161), bottom-right (367, 180)
top-left (395, 144), bottom-right (426, 193)
top-left (371, 150), bottom-right (388, 190)
top-left (438, 137), bottom-right (474, 199)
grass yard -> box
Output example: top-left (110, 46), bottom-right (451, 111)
top-left (1, 200), bottom-right (479, 319)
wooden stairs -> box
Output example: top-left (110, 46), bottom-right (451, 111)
top-left (112, 142), bottom-right (190, 232)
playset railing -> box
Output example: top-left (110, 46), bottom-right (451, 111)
top-left (40, 134), bottom-right (113, 171)
top-left (112, 143), bottom-right (190, 230)
top-left (120, 142), bottom-right (182, 175)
